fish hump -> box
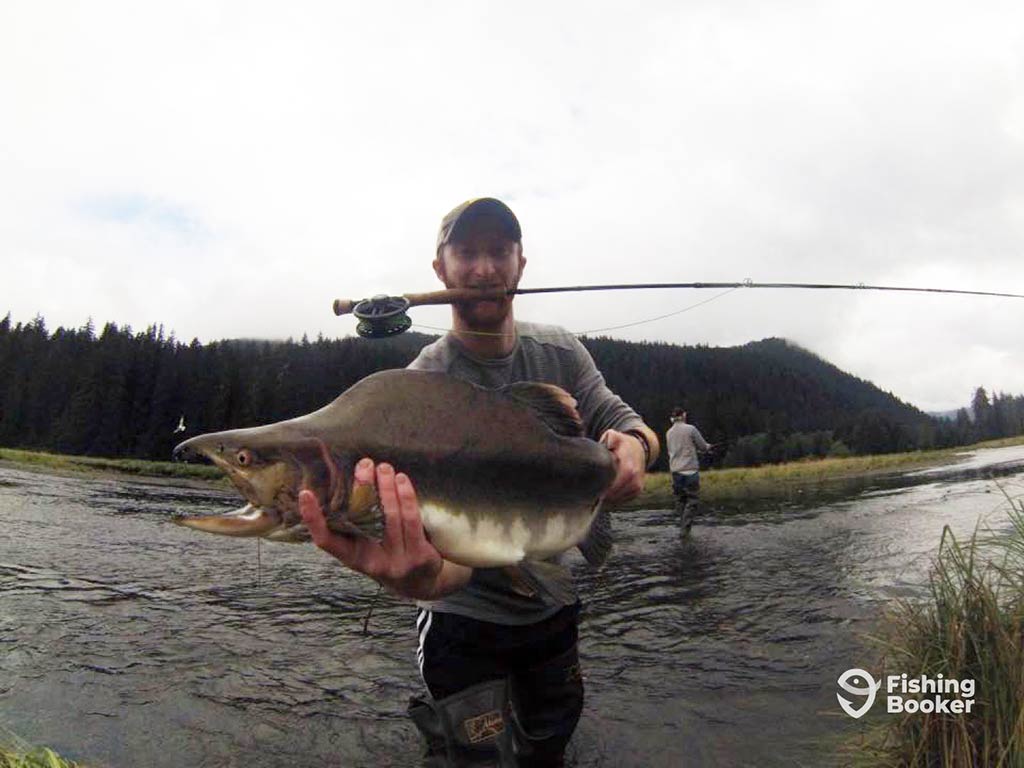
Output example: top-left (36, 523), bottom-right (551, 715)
top-left (498, 382), bottom-right (583, 437)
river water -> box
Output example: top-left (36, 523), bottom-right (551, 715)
top-left (2, 446), bottom-right (1023, 767)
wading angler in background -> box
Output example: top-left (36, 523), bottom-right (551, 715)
top-left (666, 407), bottom-right (713, 535)
top-left (300, 197), bottom-right (660, 766)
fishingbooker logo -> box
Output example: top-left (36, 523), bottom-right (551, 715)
top-left (837, 668), bottom-right (880, 719)
top-left (837, 668), bottom-right (976, 718)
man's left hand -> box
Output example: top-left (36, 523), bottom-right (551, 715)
top-left (600, 429), bottom-right (647, 503)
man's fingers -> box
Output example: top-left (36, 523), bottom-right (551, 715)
top-left (299, 489), bottom-right (330, 542)
top-left (601, 430), bottom-right (646, 503)
top-left (605, 475), bottom-right (630, 501)
top-left (395, 472), bottom-right (428, 549)
top-left (299, 489), bottom-right (362, 565)
top-left (354, 457), bottom-right (374, 486)
top-left (376, 463), bottom-right (405, 552)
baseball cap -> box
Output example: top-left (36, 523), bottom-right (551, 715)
top-left (436, 197), bottom-right (522, 254)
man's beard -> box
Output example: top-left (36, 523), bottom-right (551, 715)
top-left (451, 282), bottom-right (515, 329)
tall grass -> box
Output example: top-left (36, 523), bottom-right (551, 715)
top-left (860, 487), bottom-right (1024, 766)
top-left (0, 748), bottom-right (82, 768)
top-left (0, 724), bottom-right (84, 768)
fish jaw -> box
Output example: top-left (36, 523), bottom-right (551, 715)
top-left (173, 503), bottom-right (283, 537)
top-left (173, 430), bottom-right (352, 541)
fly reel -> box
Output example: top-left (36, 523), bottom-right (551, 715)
top-left (351, 295), bottom-right (412, 338)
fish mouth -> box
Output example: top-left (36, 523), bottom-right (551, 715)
top-left (173, 503), bottom-right (286, 537)
top-left (172, 440), bottom-right (321, 541)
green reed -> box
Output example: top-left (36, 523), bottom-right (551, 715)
top-left (854, 487), bottom-right (1024, 767)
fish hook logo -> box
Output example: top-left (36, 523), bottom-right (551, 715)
top-left (837, 668), bottom-right (881, 719)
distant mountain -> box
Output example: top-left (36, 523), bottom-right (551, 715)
top-left (2, 314), bottom-right (1012, 467)
top-left (579, 335), bottom-right (937, 465)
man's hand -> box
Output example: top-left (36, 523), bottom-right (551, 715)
top-left (298, 458), bottom-right (471, 600)
top-left (599, 429), bottom-right (648, 503)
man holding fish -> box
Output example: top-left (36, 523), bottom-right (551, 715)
top-left (162, 198), bottom-right (652, 764)
top-left (295, 198), bottom-right (659, 766)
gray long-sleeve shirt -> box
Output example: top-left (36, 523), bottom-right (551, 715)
top-left (407, 321), bottom-right (645, 625)
top-left (666, 421), bottom-right (709, 474)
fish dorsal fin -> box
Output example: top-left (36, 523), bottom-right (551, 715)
top-left (499, 382), bottom-right (583, 437)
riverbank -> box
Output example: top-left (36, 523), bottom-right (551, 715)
top-left (3, 436), bottom-right (1024, 507)
top-left (848, 488), bottom-right (1024, 766)
top-left (0, 447), bottom-right (224, 483)
top-left (637, 435), bottom-right (1024, 510)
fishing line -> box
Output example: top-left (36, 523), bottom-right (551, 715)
top-left (362, 583), bottom-right (383, 636)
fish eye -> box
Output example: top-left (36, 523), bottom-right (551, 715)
top-left (236, 449), bottom-right (254, 466)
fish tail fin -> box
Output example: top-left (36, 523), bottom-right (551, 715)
top-left (499, 382), bottom-right (583, 437)
top-left (577, 501), bottom-right (613, 567)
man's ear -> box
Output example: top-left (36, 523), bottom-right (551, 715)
top-left (516, 246), bottom-right (527, 283)
top-left (433, 252), bottom-right (447, 284)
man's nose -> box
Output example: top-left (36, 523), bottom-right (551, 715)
top-left (469, 252), bottom-right (500, 280)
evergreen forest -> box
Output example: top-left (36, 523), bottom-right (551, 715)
top-left (2, 313), bottom-right (1023, 471)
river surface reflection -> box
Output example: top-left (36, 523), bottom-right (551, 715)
top-left (2, 446), bottom-right (1023, 767)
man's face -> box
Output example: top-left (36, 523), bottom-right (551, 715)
top-left (433, 228), bottom-right (526, 328)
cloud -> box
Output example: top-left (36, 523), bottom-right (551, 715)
top-left (1, 0), bottom-right (1022, 411)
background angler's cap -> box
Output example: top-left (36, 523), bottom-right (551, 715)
top-left (436, 197), bottom-right (522, 253)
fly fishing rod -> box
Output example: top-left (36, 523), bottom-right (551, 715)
top-left (333, 281), bottom-right (1024, 338)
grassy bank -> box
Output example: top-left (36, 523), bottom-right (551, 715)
top-left (848, 488), bottom-right (1024, 766)
top-left (2, 436), bottom-right (1023, 503)
top-left (637, 435), bottom-right (1024, 509)
top-left (0, 447), bottom-right (224, 482)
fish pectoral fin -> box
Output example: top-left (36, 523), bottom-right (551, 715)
top-left (325, 517), bottom-right (378, 540)
top-left (498, 382), bottom-right (583, 437)
top-left (173, 505), bottom-right (280, 537)
top-left (502, 566), bottom-right (539, 597)
top-left (347, 483), bottom-right (379, 522)
top-left (325, 482), bottom-right (383, 539)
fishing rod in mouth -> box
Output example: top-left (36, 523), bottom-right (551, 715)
top-left (332, 281), bottom-right (1024, 338)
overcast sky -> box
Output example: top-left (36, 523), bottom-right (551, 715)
top-left (3, 1), bottom-right (1022, 412)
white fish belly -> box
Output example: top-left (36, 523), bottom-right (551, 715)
top-left (419, 502), bottom-right (596, 568)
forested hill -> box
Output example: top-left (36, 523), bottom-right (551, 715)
top-left (583, 336), bottom-right (938, 464)
top-left (2, 314), bottom-right (1018, 470)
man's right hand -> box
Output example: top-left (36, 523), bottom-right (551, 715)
top-left (298, 458), bottom-right (472, 600)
